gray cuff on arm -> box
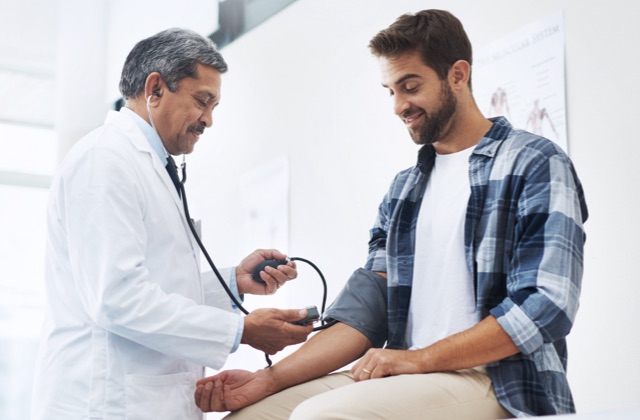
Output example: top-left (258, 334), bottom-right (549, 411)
top-left (323, 268), bottom-right (388, 348)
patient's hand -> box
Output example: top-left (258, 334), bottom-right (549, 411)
top-left (195, 370), bottom-right (271, 412)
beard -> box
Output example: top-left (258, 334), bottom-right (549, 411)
top-left (410, 82), bottom-right (457, 145)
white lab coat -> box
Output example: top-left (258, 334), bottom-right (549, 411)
top-left (32, 111), bottom-right (242, 419)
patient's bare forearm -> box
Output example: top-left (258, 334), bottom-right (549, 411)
top-left (265, 322), bottom-right (371, 394)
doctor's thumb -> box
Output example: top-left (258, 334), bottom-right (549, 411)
top-left (285, 308), bottom-right (308, 321)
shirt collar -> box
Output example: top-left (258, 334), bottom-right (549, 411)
top-left (120, 107), bottom-right (168, 166)
top-left (472, 116), bottom-right (513, 158)
top-left (415, 117), bottom-right (514, 173)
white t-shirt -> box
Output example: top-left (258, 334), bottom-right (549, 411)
top-left (406, 145), bottom-right (480, 350)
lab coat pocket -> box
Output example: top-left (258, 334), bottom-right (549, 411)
top-left (125, 371), bottom-right (201, 420)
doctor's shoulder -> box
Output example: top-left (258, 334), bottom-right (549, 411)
top-left (53, 121), bottom-right (141, 194)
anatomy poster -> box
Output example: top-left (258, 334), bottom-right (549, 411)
top-left (474, 11), bottom-right (568, 152)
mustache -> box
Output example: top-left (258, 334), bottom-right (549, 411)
top-left (189, 123), bottom-right (205, 135)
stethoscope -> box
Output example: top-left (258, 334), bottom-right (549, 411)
top-left (174, 159), bottom-right (332, 324)
top-left (147, 95), bottom-right (335, 367)
top-left (175, 160), bottom-right (335, 366)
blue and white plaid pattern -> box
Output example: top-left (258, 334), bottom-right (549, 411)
top-left (364, 117), bottom-right (588, 416)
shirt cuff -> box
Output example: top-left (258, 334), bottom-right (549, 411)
top-left (230, 268), bottom-right (244, 352)
top-left (229, 267), bottom-right (245, 307)
top-left (490, 297), bottom-right (543, 355)
top-left (231, 317), bottom-right (243, 353)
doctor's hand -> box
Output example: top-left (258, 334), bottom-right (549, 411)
top-left (236, 249), bottom-right (297, 295)
top-left (241, 308), bottom-right (313, 354)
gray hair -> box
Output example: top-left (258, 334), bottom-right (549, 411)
top-left (119, 28), bottom-right (228, 100)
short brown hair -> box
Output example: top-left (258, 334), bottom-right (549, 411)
top-left (368, 10), bottom-right (472, 86)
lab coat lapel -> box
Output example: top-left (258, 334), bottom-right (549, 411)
top-left (110, 113), bottom-right (202, 266)
top-left (109, 112), bottom-right (186, 211)
top-left (107, 110), bottom-right (201, 259)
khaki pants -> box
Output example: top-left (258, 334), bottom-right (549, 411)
top-left (224, 369), bottom-right (512, 419)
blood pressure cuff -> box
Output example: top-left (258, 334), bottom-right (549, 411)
top-left (323, 268), bottom-right (388, 348)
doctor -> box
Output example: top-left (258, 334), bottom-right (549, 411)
top-left (31, 28), bottom-right (312, 419)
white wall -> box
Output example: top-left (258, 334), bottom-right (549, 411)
top-left (183, 0), bottom-right (640, 415)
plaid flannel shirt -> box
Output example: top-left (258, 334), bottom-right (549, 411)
top-left (364, 117), bottom-right (588, 417)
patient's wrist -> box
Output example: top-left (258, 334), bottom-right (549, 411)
top-left (256, 368), bottom-right (282, 396)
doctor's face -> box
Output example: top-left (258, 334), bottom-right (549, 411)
top-left (153, 63), bottom-right (222, 155)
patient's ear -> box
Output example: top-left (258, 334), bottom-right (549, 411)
top-left (448, 60), bottom-right (471, 89)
